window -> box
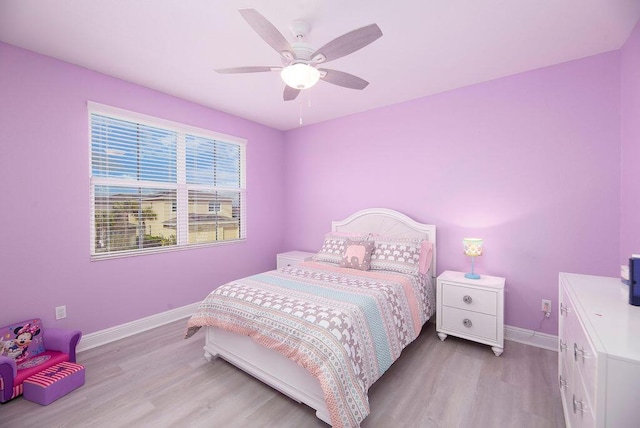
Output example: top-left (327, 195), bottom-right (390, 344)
top-left (89, 103), bottom-right (246, 259)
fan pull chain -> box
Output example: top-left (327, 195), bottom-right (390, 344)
top-left (297, 89), bottom-right (314, 126)
top-left (299, 100), bottom-right (303, 125)
top-left (299, 89), bottom-right (313, 125)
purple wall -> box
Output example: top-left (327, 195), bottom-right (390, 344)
top-left (0, 43), bottom-right (287, 333)
top-left (283, 52), bottom-right (621, 334)
top-left (621, 20), bottom-right (640, 261)
top-left (0, 37), bottom-right (631, 337)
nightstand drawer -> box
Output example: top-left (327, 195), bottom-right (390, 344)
top-left (441, 283), bottom-right (497, 315)
top-left (441, 306), bottom-right (497, 341)
top-left (277, 251), bottom-right (314, 269)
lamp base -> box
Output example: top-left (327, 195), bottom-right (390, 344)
top-left (465, 272), bottom-right (481, 280)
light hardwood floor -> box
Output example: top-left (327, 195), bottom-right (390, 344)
top-left (1, 320), bottom-right (565, 427)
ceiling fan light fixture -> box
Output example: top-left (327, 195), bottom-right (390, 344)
top-left (280, 63), bottom-right (320, 89)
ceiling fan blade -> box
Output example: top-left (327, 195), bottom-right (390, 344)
top-left (239, 9), bottom-right (295, 61)
top-left (215, 66), bottom-right (280, 74)
top-left (319, 69), bottom-right (369, 90)
top-left (311, 24), bottom-right (382, 64)
top-left (283, 85), bottom-right (301, 101)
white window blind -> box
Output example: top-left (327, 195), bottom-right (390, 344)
top-left (89, 103), bottom-right (246, 259)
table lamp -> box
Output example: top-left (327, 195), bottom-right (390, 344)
top-left (463, 238), bottom-right (483, 279)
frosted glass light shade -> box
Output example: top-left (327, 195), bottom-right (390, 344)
top-left (280, 63), bottom-right (320, 89)
top-left (463, 238), bottom-right (483, 257)
top-left (463, 238), bottom-right (483, 279)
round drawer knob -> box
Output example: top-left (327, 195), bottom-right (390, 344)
top-left (463, 318), bottom-right (472, 328)
top-left (463, 295), bottom-right (473, 304)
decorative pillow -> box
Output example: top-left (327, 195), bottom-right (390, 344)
top-left (313, 233), bottom-right (367, 264)
top-left (370, 238), bottom-right (424, 275)
top-left (418, 240), bottom-right (434, 275)
top-left (340, 240), bottom-right (374, 271)
top-left (1, 319), bottom-right (45, 364)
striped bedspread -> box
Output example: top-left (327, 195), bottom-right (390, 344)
top-left (186, 261), bottom-right (435, 427)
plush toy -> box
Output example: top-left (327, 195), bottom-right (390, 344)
top-left (0, 338), bottom-right (23, 359)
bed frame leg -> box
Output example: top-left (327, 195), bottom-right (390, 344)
top-left (204, 350), bottom-right (218, 362)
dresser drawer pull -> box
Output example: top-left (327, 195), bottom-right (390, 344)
top-left (574, 343), bottom-right (589, 362)
top-left (572, 394), bottom-right (587, 414)
top-left (559, 340), bottom-right (567, 352)
top-left (559, 375), bottom-right (567, 390)
top-left (462, 295), bottom-right (473, 304)
top-left (560, 303), bottom-right (571, 316)
top-left (462, 318), bottom-right (472, 328)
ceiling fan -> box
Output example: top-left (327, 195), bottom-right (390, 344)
top-left (216, 9), bottom-right (383, 101)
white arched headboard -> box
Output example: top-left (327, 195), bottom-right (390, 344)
top-left (331, 208), bottom-right (437, 279)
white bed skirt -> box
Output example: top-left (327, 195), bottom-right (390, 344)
top-left (204, 326), bottom-right (331, 425)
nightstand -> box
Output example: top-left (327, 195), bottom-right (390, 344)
top-left (436, 270), bottom-right (505, 356)
top-left (276, 251), bottom-right (315, 269)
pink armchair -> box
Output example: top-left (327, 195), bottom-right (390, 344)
top-left (0, 319), bottom-right (81, 403)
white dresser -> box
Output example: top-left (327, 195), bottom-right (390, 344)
top-left (558, 272), bottom-right (640, 428)
top-left (436, 270), bottom-right (505, 356)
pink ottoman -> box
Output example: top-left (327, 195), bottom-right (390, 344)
top-left (23, 361), bottom-right (85, 405)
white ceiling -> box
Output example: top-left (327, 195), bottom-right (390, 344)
top-left (1, 0), bottom-right (639, 131)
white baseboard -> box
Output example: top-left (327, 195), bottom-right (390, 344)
top-left (77, 302), bottom-right (200, 353)
top-left (77, 305), bottom-right (558, 354)
top-left (504, 325), bottom-right (558, 351)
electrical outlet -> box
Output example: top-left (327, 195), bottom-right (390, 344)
top-left (541, 299), bottom-right (551, 317)
top-left (55, 305), bottom-right (67, 320)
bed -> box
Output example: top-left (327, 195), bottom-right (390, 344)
top-left (186, 208), bottom-right (437, 427)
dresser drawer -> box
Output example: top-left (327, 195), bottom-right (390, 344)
top-left (571, 373), bottom-right (596, 428)
top-left (571, 313), bottom-right (598, 411)
top-left (559, 336), bottom-right (573, 389)
top-left (441, 306), bottom-right (497, 341)
top-left (441, 283), bottom-right (497, 315)
top-left (562, 282), bottom-right (598, 413)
